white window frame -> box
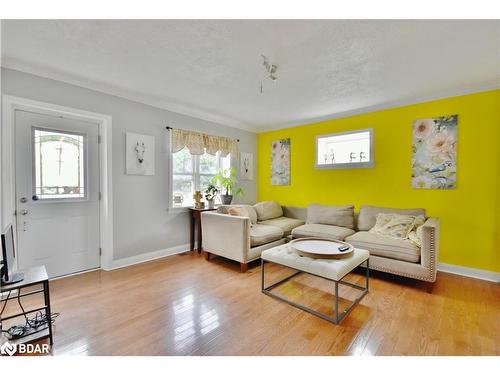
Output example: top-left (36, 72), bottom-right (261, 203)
top-left (315, 128), bottom-right (374, 169)
top-left (169, 149), bottom-right (230, 211)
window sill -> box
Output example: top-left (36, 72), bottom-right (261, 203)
top-left (167, 204), bottom-right (223, 214)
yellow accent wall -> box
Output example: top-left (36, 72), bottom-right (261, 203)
top-left (257, 90), bottom-right (500, 272)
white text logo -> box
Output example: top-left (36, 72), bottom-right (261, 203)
top-left (1, 341), bottom-right (50, 356)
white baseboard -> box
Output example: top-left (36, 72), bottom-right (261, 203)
top-left (107, 243), bottom-right (190, 271)
top-left (438, 263), bottom-right (500, 283)
top-left (101, 248), bottom-right (500, 283)
top-left (51, 267), bottom-right (100, 280)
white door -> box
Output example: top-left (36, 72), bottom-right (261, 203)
top-left (15, 110), bottom-right (100, 278)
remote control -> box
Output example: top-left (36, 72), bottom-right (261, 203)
top-left (338, 245), bottom-right (350, 252)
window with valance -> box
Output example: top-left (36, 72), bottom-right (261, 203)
top-left (170, 129), bottom-right (238, 208)
top-left (171, 128), bottom-right (238, 156)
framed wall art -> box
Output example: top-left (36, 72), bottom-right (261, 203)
top-left (240, 152), bottom-right (253, 180)
top-left (271, 138), bottom-right (290, 185)
top-left (412, 115), bottom-right (457, 189)
top-left (126, 132), bottom-right (155, 176)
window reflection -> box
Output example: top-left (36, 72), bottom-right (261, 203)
top-left (172, 293), bottom-right (220, 350)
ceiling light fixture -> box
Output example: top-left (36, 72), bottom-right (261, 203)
top-left (260, 54), bottom-right (278, 94)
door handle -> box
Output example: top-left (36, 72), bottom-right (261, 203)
top-left (19, 197), bottom-right (28, 203)
top-left (20, 209), bottom-right (29, 216)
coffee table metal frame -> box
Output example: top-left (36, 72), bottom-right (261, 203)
top-left (261, 257), bottom-right (369, 324)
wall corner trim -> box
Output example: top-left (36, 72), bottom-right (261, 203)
top-left (106, 243), bottom-right (190, 271)
top-left (437, 263), bottom-right (500, 283)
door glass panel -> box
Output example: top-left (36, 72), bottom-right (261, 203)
top-left (33, 127), bottom-right (86, 199)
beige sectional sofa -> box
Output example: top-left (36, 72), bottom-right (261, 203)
top-left (201, 202), bottom-right (439, 286)
top-left (290, 204), bottom-right (439, 285)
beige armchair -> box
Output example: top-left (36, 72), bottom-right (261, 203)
top-left (201, 211), bottom-right (286, 272)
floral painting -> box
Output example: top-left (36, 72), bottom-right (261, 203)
top-left (412, 115), bottom-right (457, 189)
top-left (271, 139), bottom-right (290, 185)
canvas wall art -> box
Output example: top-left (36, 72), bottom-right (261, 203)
top-left (271, 138), bottom-right (290, 185)
top-left (412, 115), bottom-right (457, 189)
top-left (240, 152), bottom-right (253, 180)
top-left (126, 132), bottom-right (155, 175)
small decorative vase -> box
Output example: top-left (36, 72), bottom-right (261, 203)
top-left (221, 195), bottom-right (233, 205)
top-left (207, 199), bottom-right (215, 209)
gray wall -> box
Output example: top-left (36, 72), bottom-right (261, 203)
top-left (1, 68), bottom-right (257, 261)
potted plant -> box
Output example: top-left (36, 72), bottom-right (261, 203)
top-left (204, 184), bottom-right (220, 209)
top-left (211, 167), bottom-right (244, 205)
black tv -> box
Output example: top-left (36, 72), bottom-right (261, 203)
top-left (1, 224), bottom-right (24, 285)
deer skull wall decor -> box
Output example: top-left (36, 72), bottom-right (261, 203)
top-left (135, 141), bottom-right (146, 164)
top-left (126, 132), bottom-right (155, 176)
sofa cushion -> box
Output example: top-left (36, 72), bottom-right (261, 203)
top-left (292, 223), bottom-right (355, 241)
top-left (258, 217), bottom-right (305, 235)
top-left (345, 231), bottom-right (421, 263)
top-left (250, 224), bottom-right (284, 247)
top-left (306, 204), bottom-right (354, 229)
top-left (254, 201), bottom-right (283, 221)
top-left (358, 205), bottom-right (426, 231)
top-left (218, 204), bottom-right (257, 224)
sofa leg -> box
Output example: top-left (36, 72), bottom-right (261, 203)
top-left (204, 251), bottom-right (211, 261)
top-left (240, 262), bottom-right (248, 273)
top-left (426, 282), bottom-right (434, 293)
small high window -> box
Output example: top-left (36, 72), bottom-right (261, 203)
top-left (316, 129), bottom-right (374, 169)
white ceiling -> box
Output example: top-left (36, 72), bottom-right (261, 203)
top-left (2, 20), bottom-right (499, 132)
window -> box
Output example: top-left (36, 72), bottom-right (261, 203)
top-left (32, 127), bottom-right (87, 200)
top-left (316, 129), bottom-right (374, 169)
top-left (171, 148), bottom-right (230, 208)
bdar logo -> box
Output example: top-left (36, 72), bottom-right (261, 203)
top-left (1, 341), bottom-right (17, 356)
top-left (0, 342), bottom-right (50, 355)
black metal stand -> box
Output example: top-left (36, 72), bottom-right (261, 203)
top-left (261, 258), bottom-right (369, 324)
top-left (0, 266), bottom-right (53, 349)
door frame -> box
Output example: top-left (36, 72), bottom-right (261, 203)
top-left (1, 95), bottom-right (114, 271)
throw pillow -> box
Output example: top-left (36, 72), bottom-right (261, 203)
top-left (219, 205), bottom-right (257, 224)
top-left (408, 215), bottom-right (426, 246)
top-left (227, 206), bottom-right (254, 226)
top-left (358, 205), bottom-right (426, 231)
top-left (369, 213), bottom-right (417, 240)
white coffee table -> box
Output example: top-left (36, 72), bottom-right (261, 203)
top-left (261, 242), bottom-right (370, 324)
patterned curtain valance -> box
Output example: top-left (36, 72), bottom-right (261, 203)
top-left (171, 128), bottom-right (238, 156)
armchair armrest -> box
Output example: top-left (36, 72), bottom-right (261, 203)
top-left (421, 217), bottom-right (440, 282)
top-left (201, 212), bottom-right (251, 263)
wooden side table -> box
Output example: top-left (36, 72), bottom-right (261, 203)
top-left (189, 207), bottom-right (216, 253)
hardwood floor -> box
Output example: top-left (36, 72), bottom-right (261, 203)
top-left (3, 251), bottom-right (499, 355)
